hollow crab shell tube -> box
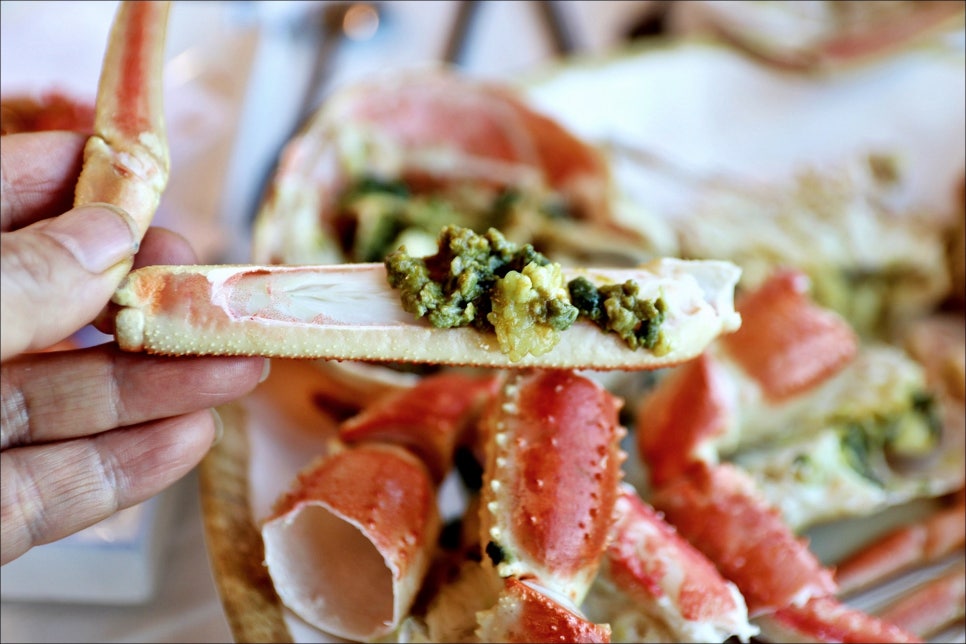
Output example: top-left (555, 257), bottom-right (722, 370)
top-left (583, 484), bottom-right (758, 643)
top-left (111, 258), bottom-right (742, 370)
top-left (74, 0), bottom-right (170, 238)
top-left (479, 369), bottom-right (626, 605)
top-left (261, 443), bottom-right (440, 641)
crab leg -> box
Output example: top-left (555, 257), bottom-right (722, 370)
top-left (720, 268), bottom-right (858, 402)
top-left (111, 258), bottom-right (741, 370)
top-left (260, 442), bottom-right (440, 642)
top-left (756, 595), bottom-right (923, 643)
top-left (74, 0), bottom-right (170, 238)
top-left (649, 462), bottom-right (837, 616)
top-left (583, 484), bottom-right (758, 643)
top-left (478, 369), bottom-right (626, 605)
top-left (339, 371), bottom-right (502, 484)
top-left (476, 577), bottom-right (612, 643)
top-left (875, 561), bottom-right (966, 639)
top-left (638, 268), bottom-right (858, 486)
top-left (834, 495), bottom-right (966, 596)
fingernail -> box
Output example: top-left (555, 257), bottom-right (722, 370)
top-left (42, 204), bottom-right (139, 274)
top-left (259, 358), bottom-right (272, 383)
top-left (210, 408), bottom-right (225, 447)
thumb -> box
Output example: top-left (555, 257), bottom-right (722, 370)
top-left (1, 203), bottom-right (140, 361)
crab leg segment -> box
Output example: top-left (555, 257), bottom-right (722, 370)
top-left (111, 259), bottom-right (741, 370)
top-left (756, 595), bottom-right (922, 643)
top-left (722, 269), bottom-right (857, 401)
top-left (649, 462), bottom-right (836, 616)
top-left (339, 371), bottom-right (503, 483)
top-left (476, 577), bottom-right (611, 643)
top-left (636, 352), bottom-right (732, 487)
top-left (479, 369), bottom-right (625, 605)
top-left (260, 443), bottom-right (440, 642)
top-left (835, 497), bottom-right (966, 595)
top-left (584, 484), bottom-right (758, 642)
top-left (74, 0), bottom-right (170, 237)
top-left (875, 562), bottom-right (966, 639)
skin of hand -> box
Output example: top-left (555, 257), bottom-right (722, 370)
top-left (0, 131), bottom-right (267, 565)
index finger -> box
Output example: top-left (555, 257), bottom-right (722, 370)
top-left (0, 131), bottom-right (87, 232)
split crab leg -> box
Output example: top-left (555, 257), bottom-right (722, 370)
top-left (74, 1), bottom-right (170, 238)
top-left (110, 257), bottom-right (741, 370)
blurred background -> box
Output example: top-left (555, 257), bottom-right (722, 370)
top-left (1, 1), bottom-right (963, 642)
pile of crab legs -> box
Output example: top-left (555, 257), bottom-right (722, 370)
top-left (66, 2), bottom-right (963, 642)
top-left (258, 268), bottom-right (963, 643)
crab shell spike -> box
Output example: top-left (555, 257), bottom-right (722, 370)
top-left (260, 443), bottom-right (440, 642)
top-left (74, 0), bottom-right (170, 238)
top-left (835, 498), bottom-right (966, 596)
top-left (478, 369), bottom-right (626, 605)
top-left (650, 462), bottom-right (837, 616)
top-left (588, 484), bottom-right (758, 643)
top-left (756, 595), bottom-right (923, 643)
top-left (636, 351), bottom-right (733, 487)
top-left (476, 577), bottom-right (612, 644)
top-left (722, 268), bottom-right (858, 401)
top-left (339, 371), bottom-right (504, 483)
top-left (110, 258), bottom-right (742, 370)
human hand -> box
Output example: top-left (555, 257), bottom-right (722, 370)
top-left (1, 131), bottom-right (267, 565)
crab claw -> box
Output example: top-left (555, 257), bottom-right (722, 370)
top-left (479, 369), bottom-right (626, 605)
top-left (722, 268), bottom-right (858, 401)
top-left (476, 577), bottom-right (611, 643)
top-left (584, 484), bottom-right (758, 642)
top-left (260, 443), bottom-right (439, 642)
top-left (338, 371), bottom-right (503, 483)
top-left (650, 462), bottom-right (836, 616)
top-left (74, 0), bottom-right (170, 238)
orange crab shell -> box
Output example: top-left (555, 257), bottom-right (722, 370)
top-left (759, 595), bottom-right (922, 643)
top-left (722, 268), bottom-right (858, 401)
top-left (339, 371), bottom-right (504, 483)
top-left (834, 497), bottom-right (966, 595)
top-left (479, 369), bottom-right (626, 604)
top-left (650, 462), bottom-right (836, 616)
top-left (636, 352), bottom-right (733, 487)
top-left (476, 577), bottom-right (612, 643)
top-left (261, 442), bottom-right (440, 641)
top-left (601, 485), bottom-right (755, 636)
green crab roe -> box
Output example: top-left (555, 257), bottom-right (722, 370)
top-left (384, 226), bottom-right (668, 360)
top-left (568, 277), bottom-right (669, 352)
